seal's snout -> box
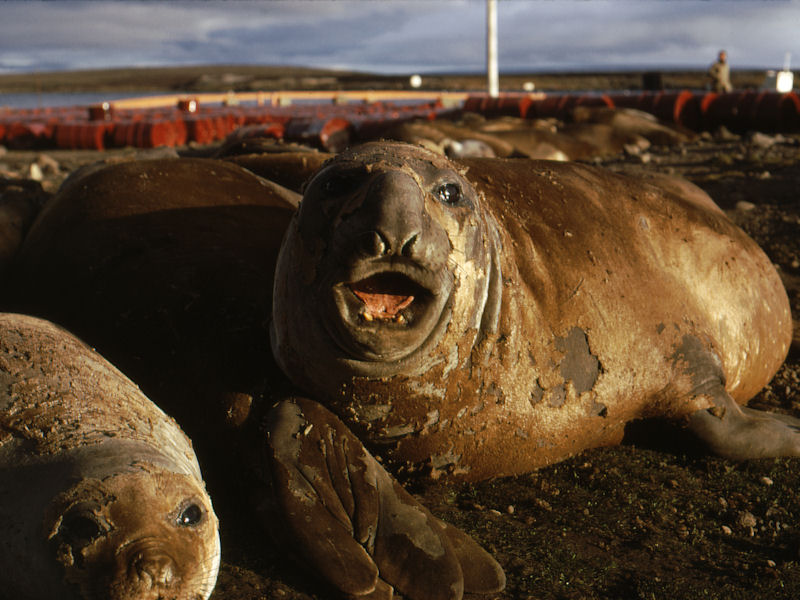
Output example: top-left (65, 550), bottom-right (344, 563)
top-left (361, 170), bottom-right (423, 258)
top-left (131, 550), bottom-right (175, 587)
top-left (111, 541), bottom-right (185, 599)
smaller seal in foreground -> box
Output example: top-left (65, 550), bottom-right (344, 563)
top-left (0, 313), bottom-right (220, 600)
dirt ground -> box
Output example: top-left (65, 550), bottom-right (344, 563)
top-left (2, 113), bottom-right (800, 599)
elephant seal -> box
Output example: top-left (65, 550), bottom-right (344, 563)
top-left (6, 158), bottom-right (300, 440)
top-left (0, 312), bottom-right (220, 600)
top-left (2, 157), bottom-right (505, 600)
top-left (271, 141), bottom-right (794, 482)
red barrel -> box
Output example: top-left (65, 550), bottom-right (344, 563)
top-left (701, 91), bottom-right (761, 132)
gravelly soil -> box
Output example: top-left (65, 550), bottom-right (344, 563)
top-left (2, 127), bottom-right (799, 600)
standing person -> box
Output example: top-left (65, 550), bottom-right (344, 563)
top-left (708, 50), bottom-right (733, 92)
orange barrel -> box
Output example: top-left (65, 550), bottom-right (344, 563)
top-left (780, 91), bottom-right (800, 131)
top-left (172, 118), bottom-right (188, 146)
top-left (750, 91), bottom-right (800, 132)
top-left (88, 102), bottom-right (115, 121)
top-left (700, 91), bottom-right (762, 132)
top-left (527, 94), bottom-right (573, 120)
top-left (185, 116), bottom-right (216, 144)
top-left (78, 122), bottom-right (111, 150)
top-left (111, 121), bottom-right (134, 147)
top-left (55, 122), bottom-right (109, 150)
top-left (463, 95), bottom-right (490, 113)
top-left (139, 120), bottom-right (183, 148)
top-left (482, 95), bottom-right (534, 118)
top-left (4, 121), bottom-right (54, 149)
top-left (54, 122), bottom-right (81, 149)
top-left (606, 92), bottom-right (645, 110)
top-left (643, 90), bottom-right (702, 129)
top-left (670, 90), bottom-right (702, 130)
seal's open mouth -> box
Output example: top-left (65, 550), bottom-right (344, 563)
top-left (350, 272), bottom-right (423, 323)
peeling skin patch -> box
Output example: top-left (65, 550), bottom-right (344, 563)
top-left (383, 423), bottom-right (416, 439)
top-left (548, 384), bottom-right (566, 408)
top-left (529, 381), bottom-right (544, 406)
top-left (430, 447), bottom-right (463, 470)
top-left (556, 327), bottom-right (600, 394)
top-left (360, 404), bottom-right (392, 422)
top-left (409, 380), bottom-right (446, 401)
top-left (670, 334), bottom-right (725, 396)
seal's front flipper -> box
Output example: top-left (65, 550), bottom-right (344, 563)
top-left (261, 397), bottom-right (505, 600)
top-left (688, 390), bottom-right (800, 459)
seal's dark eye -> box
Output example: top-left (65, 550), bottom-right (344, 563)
top-left (59, 513), bottom-right (106, 546)
top-left (323, 172), bottom-right (358, 196)
top-left (436, 183), bottom-right (462, 205)
top-left (177, 503), bottom-right (204, 527)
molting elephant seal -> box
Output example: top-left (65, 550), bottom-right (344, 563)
top-left (271, 141), bottom-right (794, 481)
top-left (0, 313), bottom-right (220, 600)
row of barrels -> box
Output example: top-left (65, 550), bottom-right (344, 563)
top-left (465, 89), bottom-right (800, 133)
top-left (5, 89), bottom-right (799, 151)
top-left (0, 98), bottom-right (450, 151)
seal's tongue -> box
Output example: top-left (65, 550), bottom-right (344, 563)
top-left (351, 273), bottom-right (415, 321)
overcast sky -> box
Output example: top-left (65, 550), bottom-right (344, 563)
top-left (1, 0), bottom-right (799, 75)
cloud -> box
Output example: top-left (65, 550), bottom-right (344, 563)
top-left (0, 0), bottom-right (797, 74)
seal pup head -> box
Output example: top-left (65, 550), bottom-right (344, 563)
top-left (45, 468), bottom-right (220, 600)
top-left (272, 141), bottom-right (502, 391)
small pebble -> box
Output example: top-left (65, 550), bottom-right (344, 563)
top-left (721, 525), bottom-right (733, 535)
top-left (28, 163), bottom-right (43, 181)
top-left (760, 476), bottom-right (774, 486)
top-left (737, 511), bottom-right (757, 529)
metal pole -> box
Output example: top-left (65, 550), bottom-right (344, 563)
top-left (487, 0), bottom-right (499, 97)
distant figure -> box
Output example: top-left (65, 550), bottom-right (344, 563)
top-left (708, 50), bottom-right (733, 92)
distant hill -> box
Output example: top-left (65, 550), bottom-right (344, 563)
top-left (0, 64), bottom-right (770, 94)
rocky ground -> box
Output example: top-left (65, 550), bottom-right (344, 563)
top-left (2, 119), bottom-right (800, 600)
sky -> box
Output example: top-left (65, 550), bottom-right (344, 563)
top-left (1, 0), bottom-right (799, 76)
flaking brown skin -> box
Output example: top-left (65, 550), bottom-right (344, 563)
top-left (0, 313), bottom-right (220, 600)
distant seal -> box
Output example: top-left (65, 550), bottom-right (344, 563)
top-left (271, 141), bottom-right (795, 481)
top-left (0, 312), bottom-right (220, 600)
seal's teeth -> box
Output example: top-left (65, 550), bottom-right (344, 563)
top-left (395, 314), bottom-right (406, 324)
top-left (363, 312), bottom-right (374, 322)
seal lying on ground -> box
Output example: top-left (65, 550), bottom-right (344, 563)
top-left (271, 141), bottom-right (794, 481)
top-left (265, 142), bottom-right (797, 598)
top-left (0, 312), bottom-right (220, 600)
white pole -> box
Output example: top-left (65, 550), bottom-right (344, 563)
top-left (487, 0), bottom-right (499, 97)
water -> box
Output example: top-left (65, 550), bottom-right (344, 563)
top-left (0, 91), bottom-right (168, 109)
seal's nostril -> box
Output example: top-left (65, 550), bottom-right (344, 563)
top-left (401, 233), bottom-right (418, 257)
top-left (359, 231), bottom-right (387, 256)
